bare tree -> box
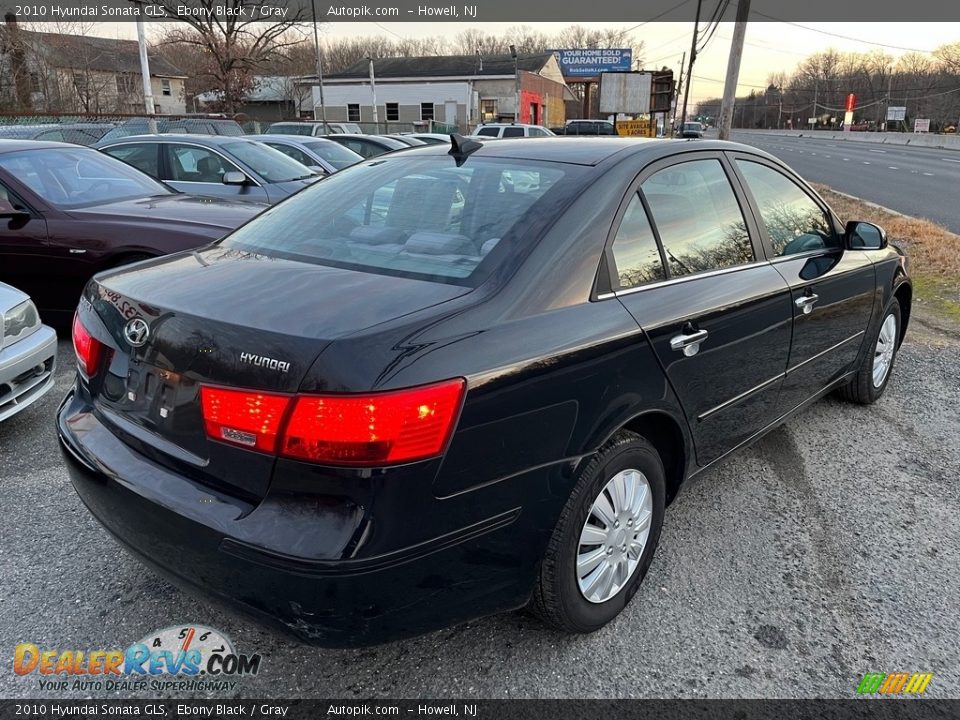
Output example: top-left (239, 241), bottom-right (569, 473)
top-left (152, 0), bottom-right (307, 114)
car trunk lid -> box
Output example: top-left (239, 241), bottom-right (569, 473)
top-left (83, 246), bottom-right (470, 499)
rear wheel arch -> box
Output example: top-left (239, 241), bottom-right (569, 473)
top-left (620, 411), bottom-right (688, 504)
top-left (105, 251), bottom-right (156, 270)
top-left (894, 279), bottom-right (912, 346)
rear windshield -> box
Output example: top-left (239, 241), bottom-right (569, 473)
top-left (220, 156), bottom-right (578, 286)
top-left (267, 123), bottom-right (312, 136)
top-left (304, 141), bottom-right (363, 169)
top-left (221, 141), bottom-right (315, 183)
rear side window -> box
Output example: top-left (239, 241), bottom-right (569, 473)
top-left (502, 127), bottom-right (525, 138)
top-left (103, 143), bottom-right (159, 178)
top-left (476, 127), bottom-right (500, 137)
top-left (736, 160), bottom-right (839, 256)
top-left (221, 157), bottom-right (575, 285)
top-left (641, 159), bottom-right (753, 277)
top-left (611, 194), bottom-right (665, 289)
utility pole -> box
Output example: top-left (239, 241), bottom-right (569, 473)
top-left (135, 18), bottom-right (157, 134)
top-left (813, 79), bottom-right (819, 127)
top-left (310, 0), bottom-right (328, 132)
top-left (883, 70), bottom-right (893, 132)
top-left (368, 57), bottom-right (378, 131)
top-left (717, 0), bottom-right (749, 140)
top-left (680, 0), bottom-right (703, 127)
top-left (674, 51), bottom-right (686, 133)
top-left (510, 45), bottom-right (520, 123)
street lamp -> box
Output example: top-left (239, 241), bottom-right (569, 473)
top-left (510, 44), bottom-right (519, 124)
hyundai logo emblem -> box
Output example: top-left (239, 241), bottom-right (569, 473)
top-left (124, 318), bottom-right (150, 347)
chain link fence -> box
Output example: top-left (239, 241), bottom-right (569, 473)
top-left (0, 112), bottom-right (463, 143)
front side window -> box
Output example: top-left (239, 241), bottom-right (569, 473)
top-left (502, 127), bottom-right (524, 138)
top-left (347, 104), bottom-right (361, 122)
top-left (166, 145), bottom-right (240, 183)
top-left (221, 156), bottom-right (574, 285)
top-left (736, 160), bottom-right (839, 256)
top-left (304, 141), bottom-right (362, 170)
top-left (264, 142), bottom-right (312, 167)
top-left (611, 193), bottom-right (665, 289)
top-left (641, 159), bottom-right (753, 277)
top-left (476, 127), bottom-right (500, 137)
top-left (0, 148), bottom-right (170, 208)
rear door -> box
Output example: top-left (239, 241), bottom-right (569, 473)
top-left (730, 154), bottom-right (876, 413)
top-left (100, 143), bottom-right (161, 180)
top-left (609, 153), bottom-right (794, 467)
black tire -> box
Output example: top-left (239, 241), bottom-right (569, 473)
top-left (837, 298), bottom-right (902, 405)
top-left (532, 430), bottom-right (666, 633)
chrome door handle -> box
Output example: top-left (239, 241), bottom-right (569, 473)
top-left (69, 248), bottom-right (87, 255)
top-left (670, 329), bottom-right (709, 356)
top-left (795, 293), bottom-right (819, 314)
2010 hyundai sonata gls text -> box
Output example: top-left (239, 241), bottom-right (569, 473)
top-left (58, 137), bottom-right (911, 647)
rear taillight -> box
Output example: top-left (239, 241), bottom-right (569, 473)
top-left (281, 379), bottom-right (465, 465)
top-left (72, 313), bottom-right (106, 377)
top-left (200, 386), bottom-right (290, 453)
top-left (199, 379), bottom-right (465, 466)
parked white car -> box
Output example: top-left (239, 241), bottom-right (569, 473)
top-left (0, 282), bottom-right (56, 422)
top-left (470, 123), bottom-right (555, 139)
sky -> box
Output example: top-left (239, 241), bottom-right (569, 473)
top-left (94, 22), bottom-right (959, 107)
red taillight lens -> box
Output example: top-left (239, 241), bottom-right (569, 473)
top-left (72, 313), bottom-right (105, 377)
top-left (200, 386), bottom-right (291, 453)
top-left (281, 379), bottom-right (465, 465)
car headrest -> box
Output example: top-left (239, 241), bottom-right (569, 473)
top-left (404, 232), bottom-right (475, 256)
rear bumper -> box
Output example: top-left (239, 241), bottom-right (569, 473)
top-left (0, 325), bottom-right (57, 422)
top-left (57, 389), bottom-right (545, 647)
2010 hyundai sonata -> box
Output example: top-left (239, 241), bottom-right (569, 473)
top-left (58, 136), bottom-right (911, 646)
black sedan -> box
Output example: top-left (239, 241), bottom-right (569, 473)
top-left (58, 136), bottom-right (911, 646)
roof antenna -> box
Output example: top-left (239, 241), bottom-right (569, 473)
top-left (448, 133), bottom-right (482, 166)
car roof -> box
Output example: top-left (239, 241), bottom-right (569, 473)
top-left (98, 133), bottom-right (240, 145)
top-left (0, 139), bottom-right (91, 153)
top-left (321, 134), bottom-right (407, 146)
top-left (249, 134), bottom-right (338, 144)
top-left (388, 137), bottom-right (776, 167)
top-left (476, 123), bottom-right (549, 129)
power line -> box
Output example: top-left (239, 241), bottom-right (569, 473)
top-left (619, 0), bottom-right (695, 34)
top-left (749, 14), bottom-right (938, 54)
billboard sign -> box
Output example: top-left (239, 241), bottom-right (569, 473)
top-left (552, 48), bottom-right (633, 78)
top-left (887, 106), bottom-right (906, 121)
top-left (914, 118), bottom-right (930, 133)
top-left (599, 71), bottom-right (652, 114)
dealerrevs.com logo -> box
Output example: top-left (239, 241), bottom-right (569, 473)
top-left (856, 672), bottom-right (934, 695)
top-left (13, 625), bottom-right (262, 693)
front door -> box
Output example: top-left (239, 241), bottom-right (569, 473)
top-left (730, 155), bottom-right (876, 413)
top-left (0, 179), bottom-right (49, 309)
top-left (610, 154), bottom-right (794, 467)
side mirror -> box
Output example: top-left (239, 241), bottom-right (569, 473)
top-left (307, 165), bottom-right (328, 176)
top-left (845, 220), bottom-right (887, 250)
top-left (222, 171), bottom-right (249, 186)
top-left (0, 199), bottom-right (29, 220)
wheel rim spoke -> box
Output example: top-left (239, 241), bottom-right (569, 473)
top-left (872, 313), bottom-right (897, 387)
top-left (576, 468), bottom-right (653, 604)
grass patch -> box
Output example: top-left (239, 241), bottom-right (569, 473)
top-left (812, 184), bottom-right (960, 329)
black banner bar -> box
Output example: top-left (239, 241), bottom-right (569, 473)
top-left (0, 0), bottom-right (957, 23)
top-left (2, 700), bottom-right (960, 720)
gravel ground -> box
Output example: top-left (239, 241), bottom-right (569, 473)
top-left (1, 320), bottom-right (958, 700)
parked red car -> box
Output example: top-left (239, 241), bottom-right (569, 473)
top-left (0, 140), bottom-right (264, 326)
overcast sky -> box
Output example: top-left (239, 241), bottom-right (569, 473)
top-left (97, 22), bottom-right (959, 105)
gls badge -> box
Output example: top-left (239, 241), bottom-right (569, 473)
top-left (124, 318), bottom-right (150, 347)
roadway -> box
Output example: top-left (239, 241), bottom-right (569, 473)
top-left (729, 131), bottom-right (960, 233)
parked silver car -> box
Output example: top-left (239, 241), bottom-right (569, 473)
top-left (97, 134), bottom-right (320, 204)
top-left (0, 282), bottom-right (56, 422)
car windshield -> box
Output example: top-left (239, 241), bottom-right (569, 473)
top-left (304, 141), bottom-right (363, 169)
top-left (221, 156), bottom-right (578, 286)
top-left (684, 123), bottom-right (701, 131)
top-left (266, 123), bottom-right (311, 136)
top-left (221, 141), bottom-right (315, 182)
top-left (0, 147), bottom-right (171, 208)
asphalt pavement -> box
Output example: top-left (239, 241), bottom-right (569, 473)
top-left (2, 326), bottom-right (959, 699)
top-left (730, 131), bottom-right (960, 233)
